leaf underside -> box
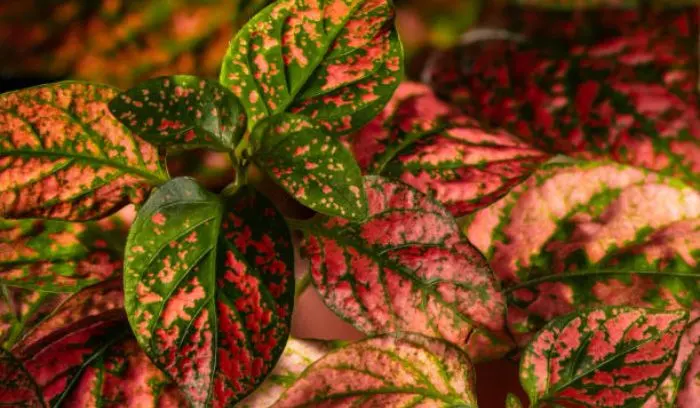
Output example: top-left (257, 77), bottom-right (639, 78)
top-left (302, 176), bottom-right (512, 362)
top-left (123, 178), bottom-right (294, 407)
top-left (464, 162), bottom-right (700, 346)
top-left (274, 333), bottom-right (478, 408)
top-left (220, 0), bottom-right (403, 135)
top-left (0, 82), bottom-right (167, 221)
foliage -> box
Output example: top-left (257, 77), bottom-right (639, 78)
top-left (0, 1), bottom-right (698, 407)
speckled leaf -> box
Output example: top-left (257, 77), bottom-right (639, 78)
top-left (10, 279), bottom-right (185, 408)
top-left (274, 333), bottom-right (478, 407)
top-left (238, 338), bottom-right (332, 408)
top-left (0, 0), bottom-right (272, 88)
top-left (0, 348), bottom-right (44, 407)
top-left (520, 307), bottom-right (688, 407)
top-left (220, 0), bottom-right (403, 136)
top-left (252, 114), bottom-right (367, 220)
top-left (300, 176), bottom-right (512, 361)
top-left (0, 219), bottom-right (123, 292)
top-left (463, 162), bottom-right (700, 346)
top-left (0, 82), bottom-right (168, 221)
top-left (109, 75), bottom-right (246, 151)
top-left (348, 82), bottom-right (550, 217)
top-left (0, 288), bottom-right (65, 349)
top-left (123, 177), bottom-right (294, 407)
top-left (425, 9), bottom-right (700, 188)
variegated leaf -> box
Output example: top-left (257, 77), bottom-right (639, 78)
top-left (220, 0), bottom-right (403, 136)
top-left (0, 348), bottom-right (44, 408)
top-left (463, 162), bottom-right (700, 346)
top-left (0, 0), bottom-right (272, 88)
top-left (239, 338), bottom-right (332, 408)
top-left (348, 82), bottom-right (550, 217)
top-left (0, 288), bottom-right (65, 349)
top-left (0, 82), bottom-right (168, 221)
top-left (274, 334), bottom-right (478, 407)
top-left (0, 219), bottom-right (123, 292)
top-left (252, 114), bottom-right (367, 220)
top-left (520, 307), bottom-right (688, 407)
top-left (109, 75), bottom-right (247, 151)
top-left (425, 8), bottom-right (700, 188)
top-left (9, 279), bottom-right (184, 408)
top-left (124, 178), bottom-right (294, 407)
top-left (300, 176), bottom-right (512, 361)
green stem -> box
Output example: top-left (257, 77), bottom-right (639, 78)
top-left (295, 272), bottom-right (313, 299)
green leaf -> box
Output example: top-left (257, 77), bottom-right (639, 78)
top-left (274, 333), bottom-right (478, 407)
top-left (300, 176), bottom-right (513, 362)
top-left (220, 0), bottom-right (403, 136)
top-left (109, 75), bottom-right (247, 151)
top-left (252, 114), bottom-right (367, 220)
top-left (463, 161), bottom-right (700, 346)
top-left (239, 338), bottom-right (333, 408)
top-left (0, 288), bottom-right (66, 349)
top-left (520, 307), bottom-right (688, 407)
top-left (506, 393), bottom-right (523, 408)
top-left (0, 219), bottom-right (123, 292)
top-left (123, 177), bottom-right (294, 407)
top-left (0, 348), bottom-right (45, 408)
top-left (0, 81), bottom-right (168, 221)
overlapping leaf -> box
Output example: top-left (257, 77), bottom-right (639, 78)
top-left (238, 338), bottom-right (332, 408)
top-left (348, 82), bottom-right (550, 216)
top-left (252, 114), bottom-right (367, 220)
top-left (220, 0), bottom-right (403, 135)
top-left (124, 177), bottom-right (294, 407)
top-left (0, 288), bottom-right (65, 349)
top-left (300, 176), bottom-right (512, 361)
top-left (0, 219), bottom-right (123, 292)
top-left (520, 307), bottom-right (689, 407)
top-left (425, 8), bottom-right (700, 188)
top-left (0, 0), bottom-right (271, 88)
top-left (109, 75), bottom-right (247, 151)
top-left (0, 82), bottom-right (168, 221)
top-left (7, 279), bottom-right (184, 408)
top-left (274, 334), bottom-right (478, 407)
top-left (463, 162), bottom-right (700, 346)
top-left (0, 348), bottom-right (44, 407)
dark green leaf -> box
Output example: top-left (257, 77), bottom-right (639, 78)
top-left (252, 114), bottom-right (367, 220)
top-left (109, 75), bottom-right (247, 151)
top-left (220, 0), bottom-right (403, 136)
top-left (123, 177), bottom-right (294, 407)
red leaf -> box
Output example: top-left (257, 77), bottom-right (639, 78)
top-left (0, 348), bottom-right (44, 408)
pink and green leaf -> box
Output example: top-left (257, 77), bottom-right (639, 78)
top-left (520, 307), bottom-right (688, 407)
top-left (252, 114), bottom-right (367, 220)
top-left (0, 82), bottom-right (168, 221)
top-left (220, 0), bottom-right (403, 136)
top-left (301, 176), bottom-right (512, 361)
top-left (0, 219), bottom-right (123, 292)
top-left (425, 8), bottom-right (700, 188)
top-left (463, 162), bottom-right (700, 346)
top-left (123, 177), bottom-right (294, 407)
top-left (348, 82), bottom-right (550, 217)
top-left (109, 75), bottom-right (247, 151)
top-left (238, 338), bottom-right (333, 408)
top-left (274, 333), bottom-right (478, 407)
top-left (0, 288), bottom-right (65, 349)
top-left (0, 348), bottom-right (44, 408)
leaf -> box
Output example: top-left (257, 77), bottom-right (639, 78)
top-left (463, 162), bottom-right (700, 345)
top-left (123, 177), bottom-right (294, 407)
top-left (300, 176), bottom-right (512, 361)
top-left (0, 288), bottom-right (66, 349)
top-left (0, 82), bottom-right (168, 221)
top-left (274, 333), bottom-right (478, 407)
top-left (506, 393), bottom-right (523, 408)
top-left (9, 279), bottom-right (185, 408)
top-left (0, 0), bottom-right (272, 88)
top-left (0, 219), bottom-right (123, 292)
top-left (509, 0), bottom-right (639, 8)
top-left (0, 348), bottom-right (44, 408)
top-left (347, 82), bottom-right (550, 217)
top-left (424, 8), bottom-right (700, 188)
top-left (252, 114), bottom-right (367, 220)
top-left (520, 307), bottom-right (688, 407)
top-left (238, 338), bottom-right (332, 408)
top-left (220, 0), bottom-right (403, 136)
top-left (109, 75), bottom-right (247, 151)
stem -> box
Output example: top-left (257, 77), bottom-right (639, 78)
top-left (295, 272), bottom-right (313, 299)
